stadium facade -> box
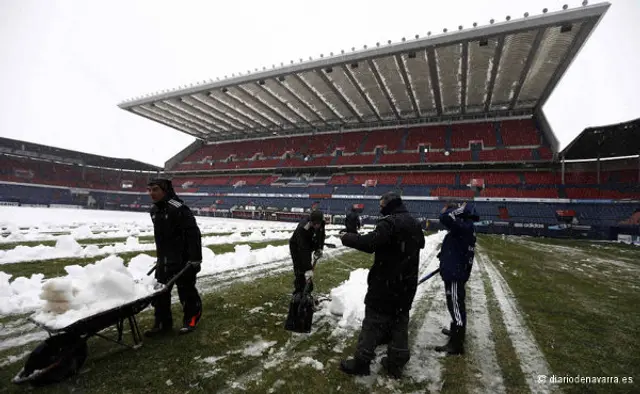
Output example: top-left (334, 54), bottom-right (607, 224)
top-left (1, 2), bottom-right (638, 242)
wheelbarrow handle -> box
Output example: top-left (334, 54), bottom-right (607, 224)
top-left (163, 262), bottom-right (199, 289)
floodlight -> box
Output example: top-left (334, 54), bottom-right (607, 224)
top-left (524, 12), bottom-right (529, 17)
top-left (459, 25), bottom-right (463, 30)
top-left (563, 4), bottom-right (568, 10)
top-left (506, 15), bottom-right (511, 21)
top-left (473, 22), bottom-right (477, 27)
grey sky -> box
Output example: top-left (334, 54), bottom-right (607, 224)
top-left (0, 0), bottom-right (638, 168)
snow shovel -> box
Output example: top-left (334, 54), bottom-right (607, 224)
top-left (418, 268), bottom-right (440, 284)
top-left (284, 255), bottom-right (320, 334)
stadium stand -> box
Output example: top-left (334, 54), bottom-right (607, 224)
top-left (3, 3), bottom-right (638, 240)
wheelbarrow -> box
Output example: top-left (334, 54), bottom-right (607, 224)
top-left (11, 262), bottom-right (196, 386)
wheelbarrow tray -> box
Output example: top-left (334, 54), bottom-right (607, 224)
top-left (12, 263), bottom-right (195, 386)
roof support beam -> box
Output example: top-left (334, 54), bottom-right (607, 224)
top-left (341, 65), bottom-right (382, 122)
top-left (316, 69), bottom-right (364, 123)
top-left (509, 30), bottom-right (544, 110)
top-left (254, 82), bottom-right (315, 127)
top-left (209, 92), bottom-right (282, 132)
top-left (276, 78), bottom-right (330, 126)
top-left (426, 48), bottom-right (443, 116)
top-left (157, 101), bottom-right (227, 134)
top-left (460, 42), bottom-right (469, 115)
top-left (293, 74), bottom-right (342, 122)
top-left (368, 60), bottom-right (401, 120)
top-left (536, 20), bottom-right (593, 110)
top-left (484, 36), bottom-right (505, 112)
top-left (395, 55), bottom-right (420, 118)
top-left (130, 107), bottom-right (205, 138)
top-left (141, 104), bottom-right (210, 137)
top-left (152, 102), bottom-right (222, 135)
top-left (236, 85), bottom-right (297, 129)
top-left (179, 97), bottom-right (247, 132)
top-left (190, 94), bottom-right (257, 130)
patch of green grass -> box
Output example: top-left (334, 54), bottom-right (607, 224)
top-left (0, 251), bottom-right (376, 393)
top-left (476, 253), bottom-right (530, 394)
top-left (478, 235), bottom-right (640, 394)
top-left (0, 232), bottom-right (234, 251)
top-left (0, 239), bottom-right (291, 280)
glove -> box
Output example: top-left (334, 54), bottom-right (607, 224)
top-left (304, 270), bottom-right (314, 280)
top-left (189, 261), bottom-right (202, 274)
top-left (314, 250), bottom-right (323, 259)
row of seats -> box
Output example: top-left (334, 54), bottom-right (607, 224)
top-left (174, 147), bottom-right (553, 171)
top-left (173, 170), bottom-right (638, 189)
top-left (176, 119), bottom-right (545, 169)
top-left (1, 183), bottom-right (637, 227)
top-left (0, 155), bottom-right (154, 191)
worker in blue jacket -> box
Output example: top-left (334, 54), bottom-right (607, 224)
top-left (435, 201), bottom-right (479, 355)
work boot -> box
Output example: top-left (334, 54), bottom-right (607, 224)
top-left (441, 322), bottom-right (454, 336)
top-left (435, 325), bottom-right (465, 355)
top-left (179, 312), bottom-right (201, 335)
top-left (339, 357), bottom-right (370, 376)
top-left (380, 357), bottom-right (403, 379)
top-left (144, 321), bottom-right (172, 338)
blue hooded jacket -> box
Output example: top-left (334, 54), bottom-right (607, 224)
top-left (438, 204), bottom-right (477, 282)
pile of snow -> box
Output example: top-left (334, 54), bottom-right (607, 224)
top-left (0, 234), bottom-right (348, 317)
top-left (295, 356), bottom-right (324, 371)
top-left (0, 235), bottom-right (156, 265)
top-left (31, 256), bottom-right (159, 329)
top-left (325, 269), bottom-right (369, 329)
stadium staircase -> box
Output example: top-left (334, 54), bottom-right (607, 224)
top-left (356, 133), bottom-right (370, 154)
top-left (330, 151), bottom-right (341, 166)
top-left (445, 126), bottom-right (453, 151)
top-left (398, 128), bottom-right (410, 152)
top-left (531, 148), bottom-right (540, 160)
top-left (518, 173), bottom-right (526, 184)
top-left (373, 148), bottom-right (383, 164)
top-left (419, 148), bottom-right (426, 163)
top-left (495, 122), bottom-right (504, 147)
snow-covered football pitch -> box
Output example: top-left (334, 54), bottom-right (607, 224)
top-left (0, 206), bottom-right (638, 394)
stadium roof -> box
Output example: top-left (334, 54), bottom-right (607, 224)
top-left (118, 2), bottom-right (610, 143)
top-left (0, 136), bottom-right (162, 172)
top-left (560, 117), bottom-right (640, 160)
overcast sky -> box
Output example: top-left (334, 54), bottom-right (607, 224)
top-left (0, 0), bottom-right (638, 167)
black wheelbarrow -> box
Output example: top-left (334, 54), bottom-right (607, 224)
top-left (11, 262), bottom-right (196, 386)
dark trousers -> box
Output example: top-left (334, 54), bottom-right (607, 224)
top-left (154, 268), bottom-right (202, 327)
top-left (354, 306), bottom-right (411, 368)
top-left (444, 280), bottom-right (466, 327)
top-left (293, 272), bottom-right (313, 294)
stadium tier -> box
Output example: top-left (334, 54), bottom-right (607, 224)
top-left (169, 120), bottom-right (553, 171)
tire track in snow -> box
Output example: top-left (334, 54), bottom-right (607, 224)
top-left (467, 258), bottom-right (506, 394)
top-left (477, 251), bottom-right (556, 394)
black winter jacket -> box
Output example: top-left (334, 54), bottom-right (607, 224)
top-left (341, 202), bottom-right (425, 314)
top-left (150, 195), bottom-right (202, 281)
top-left (438, 207), bottom-right (476, 282)
top-left (345, 211), bottom-right (362, 233)
top-left (289, 218), bottom-right (325, 273)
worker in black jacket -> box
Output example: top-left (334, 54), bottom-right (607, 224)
top-left (289, 210), bottom-right (325, 293)
top-left (338, 192), bottom-right (425, 379)
top-left (435, 201), bottom-right (478, 355)
top-left (145, 179), bottom-right (203, 337)
top-left (344, 207), bottom-right (362, 234)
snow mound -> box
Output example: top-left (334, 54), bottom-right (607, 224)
top-left (30, 256), bottom-right (159, 329)
top-left (296, 356), bottom-right (324, 371)
top-left (326, 268), bottom-right (368, 328)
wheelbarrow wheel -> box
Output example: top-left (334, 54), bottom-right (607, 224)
top-left (17, 333), bottom-right (88, 386)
